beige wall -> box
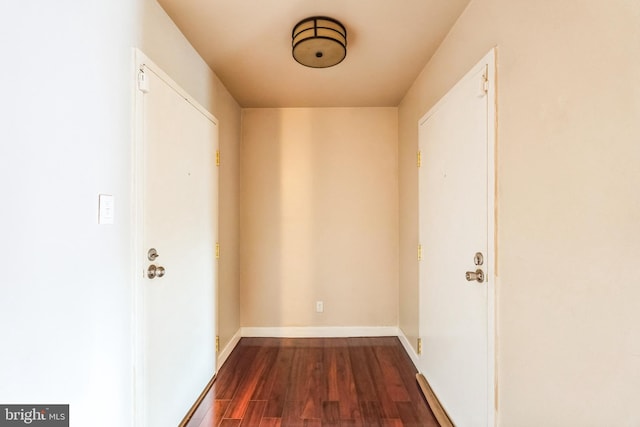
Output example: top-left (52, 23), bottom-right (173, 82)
top-left (141, 0), bottom-right (242, 352)
top-left (399, 0), bottom-right (640, 425)
top-left (241, 108), bottom-right (399, 328)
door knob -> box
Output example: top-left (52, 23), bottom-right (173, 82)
top-left (465, 269), bottom-right (484, 283)
top-left (156, 266), bottom-right (165, 278)
top-left (147, 264), bottom-right (166, 279)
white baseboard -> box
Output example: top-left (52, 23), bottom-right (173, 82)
top-left (397, 328), bottom-right (420, 370)
top-left (217, 328), bottom-right (242, 369)
top-left (241, 326), bottom-right (400, 338)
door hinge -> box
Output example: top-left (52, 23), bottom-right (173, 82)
top-left (215, 336), bottom-right (220, 353)
top-left (137, 68), bottom-right (150, 93)
top-left (215, 150), bottom-right (220, 167)
top-left (215, 243), bottom-right (220, 259)
top-left (417, 244), bottom-right (423, 261)
top-left (417, 151), bottom-right (422, 168)
top-left (417, 338), bottom-right (423, 355)
top-left (482, 65), bottom-right (489, 94)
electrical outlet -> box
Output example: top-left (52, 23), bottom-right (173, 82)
top-left (316, 301), bottom-right (324, 313)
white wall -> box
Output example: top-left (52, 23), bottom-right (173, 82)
top-left (0, 2), bottom-right (242, 424)
top-left (240, 108), bottom-right (399, 330)
top-left (399, 0), bottom-right (640, 424)
top-left (0, 2), bottom-right (138, 426)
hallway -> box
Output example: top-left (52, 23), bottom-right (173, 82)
top-left (3, 1), bottom-right (639, 425)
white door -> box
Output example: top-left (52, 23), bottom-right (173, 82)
top-left (134, 53), bottom-right (219, 427)
top-left (418, 50), bottom-right (495, 426)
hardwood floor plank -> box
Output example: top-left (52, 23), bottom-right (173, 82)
top-left (263, 347), bottom-right (295, 418)
top-left (321, 401), bottom-right (340, 424)
top-left (196, 399), bottom-right (229, 427)
top-left (291, 345), bottom-right (326, 420)
top-left (218, 419), bottom-right (241, 427)
top-left (326, 341), bottom-right (360, 421)
top-left (358, 401), bottom-right (383, 427)
top-left (281, 401), bottom-right (322, 427)
top-left (326, 344), bottom-right (341, 401)
top-left (380, 420), bottom-right (404, 427)
top-left (348, 346), bottom-right (378, 402)
top-left (373, 344), bottom-right (411, 402)
top-left (215, 343), bottom-right (260, 400)
top-left (259, 417), bottom-right (282, 427)
top-left (281, 400), bottom-right (303, 426)
top-left (251, 347), bottom-right (281, 399)
top-left (225, 346), bottom-right (273, 418)
top-left (360, 342), bottom-right (399, 418)
top-left (396, 401), bottom-right (439, 427)
top-left (239, 400), bottom-right (267, 426)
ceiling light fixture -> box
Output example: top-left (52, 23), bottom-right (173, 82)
top-left (292, 16), bottom-right (347, 68)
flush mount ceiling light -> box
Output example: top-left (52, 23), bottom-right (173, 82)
top-left (292, 16), bottom-right (347, 68)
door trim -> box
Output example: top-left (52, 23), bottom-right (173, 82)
top-left (418, 48), bottom-right (496, 426)
top-left (131, 49), bottom-right (219, 426)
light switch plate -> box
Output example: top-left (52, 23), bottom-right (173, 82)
top-left (98, 194), bottom-right (114, 224)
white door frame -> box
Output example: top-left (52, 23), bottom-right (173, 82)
top-left (131, 49), bottom-right (219, 426)
top-left (418, 48), bottom-right (496, 426)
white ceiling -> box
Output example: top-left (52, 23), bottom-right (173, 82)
top-left (157, 0), bottom-right (471, 108)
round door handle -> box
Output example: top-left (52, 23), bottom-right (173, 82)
top-left (156, 266), bottom-right (165, 278)
top-left (147, 264), bottom-right (166, 279)
top-left (465, 269), bottom-right (484, 283)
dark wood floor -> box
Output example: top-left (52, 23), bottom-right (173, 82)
top-left (185, 337), bottom-right (439, 427)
